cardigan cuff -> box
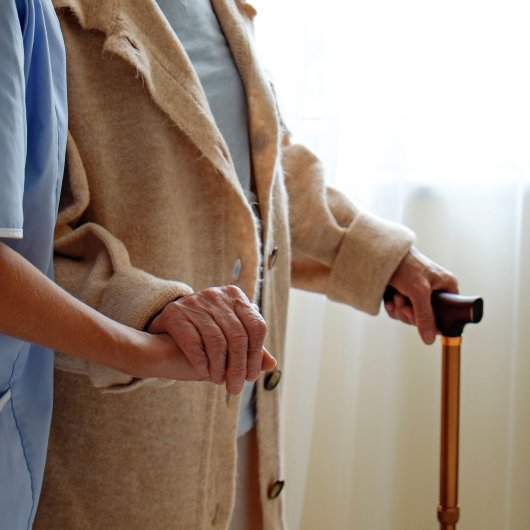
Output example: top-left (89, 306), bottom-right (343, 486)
top-left (327, 212), bottom-right (415, 315)
top-left (55, 269), bottom-right (194, 393)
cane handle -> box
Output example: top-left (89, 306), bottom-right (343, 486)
top-left (383, 288), bottom-right (483, 338)
top-left (432, 292), bottom-right (483, 337)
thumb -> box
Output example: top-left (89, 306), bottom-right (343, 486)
top-left (146, 312), bottom-right (165, 334)
top-left (261, 347), bottom-right (277, 372)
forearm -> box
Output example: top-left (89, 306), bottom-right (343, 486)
top-left (0, 241), bottom-right (158, 375)
top-left (282, 144), bottom-right (415, 313)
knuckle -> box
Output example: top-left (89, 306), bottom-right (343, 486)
top-left (184, 349), bottom-right (205, 366)
top-left (164, 301), bottom-right (183, 319)
top-left (248, 324), bottom-right (266, 343)
top-left (209, 357), bottom-right (226, 374)
top-left (203, 334), bottom-right (227, 354)
top-left (224, 284), bottom-right (245, 299)
top-left (210, 357), bottom-right (226, 371)
top-left (211, 373), bottom-right (226, 384)
top-left (187, 348), bottom-right (206, 363)
top-left (246, 357), bottom-right (261, 368)
top-left (211, 363), bottom-right (227, 379)
top-left (416, 311), bottom-right (430, 323)
top-left (197, 287), bottom-right (222, 302)
top-left (228, 333), bottom-right (248, 351)
top-left (416, 279), bottom-right (432, 296)
top-left (179, 329), bottom-right (201, 348)
top-left (178, 294), bottom-right (203, 310)
top-left (227, 367), bottom-right (247, 379)
top-left (246, 362), bottom-right (261, 377)
top-left (223, 284), bottom-right (238, 295)
top-left (249, 310), bottom-right (265, 325)
top-left (417, 311), bottom-right (433, 326)
top-left (447, 274), bottom-right (459, 291)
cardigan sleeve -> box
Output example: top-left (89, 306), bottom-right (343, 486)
top-left (281, 142), bottom-right (415, 316)
top-left (53, 132), bottom-right (194, 393)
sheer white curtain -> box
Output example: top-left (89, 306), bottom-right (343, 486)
top-left (254, 1), bottom-right (530, 529)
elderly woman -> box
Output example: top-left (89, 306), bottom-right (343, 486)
top-left (32, 1), bottom-right (457, 529)
top-left (0, 2), bottom-right (275, 528)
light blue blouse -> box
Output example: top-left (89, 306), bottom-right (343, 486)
top-left (0, 0), bottom-right (67, 527)
top-left (155, 0), bottom-right (257, 437)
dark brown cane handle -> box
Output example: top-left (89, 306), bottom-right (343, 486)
top-left (384, 288), bottom-right (483, 337)
top-left (431, 292), bottom-right (483, 337)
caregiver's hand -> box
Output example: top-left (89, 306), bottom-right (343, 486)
top-left (0, 241), bottom-right (235, 384)
top-left (148, 285), bottom-right (276, 394)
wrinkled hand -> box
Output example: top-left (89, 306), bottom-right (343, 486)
top-left (148, 285), bottom-right (276, 394)
top-left (384, 247), bottom-right (459, 344)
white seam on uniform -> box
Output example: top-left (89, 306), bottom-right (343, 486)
top-left (0, 228), bottom-right (23, 239)
top-left (0, 389), bottom-right (12, 413)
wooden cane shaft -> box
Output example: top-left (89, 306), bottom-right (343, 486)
top-left (438, 336), bottom-right (462, 530)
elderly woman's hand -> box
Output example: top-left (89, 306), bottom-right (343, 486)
top-left (147, 285), bottom-right (276, 394)
top-left (384, 247), bottom-right (459, 344)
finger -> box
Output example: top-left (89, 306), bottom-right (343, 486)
top-left (409, 284), bottom-right (437, 344)
top-left (170, 287), bottom-right (230, 384)
top-left (190, 313), bottom-right (228, 385)
top-left (393, 292), bottom-right (417, 324)
top-left (384, 299), bottom-right (396, 319)
top-left (261, 347), bottom-right (277, 371)
top-left (146, 312), bottom-right (166, 334)
top-left (393, 292), bottom-right (409, 311)
top-left (384, 292), bottom-right (414, 324)
top-left (149, 311), bottom-right (210, 378)
top-left (233, 299), bottom-right (267, 381)
top-left (201, 330), bottom-right (228, 385)
top-left (212, 311), bottom-right (249, 394)
top-left (433, 272), bottom-right (459, 295)
top-left (396, 305), bottom-right (415, 325)
top-left (157, 335), bottom-right (211, 382)
top-left (178, 286), bottom-right (248, 390)
top-left (173, 317), bottom-right (210, 377)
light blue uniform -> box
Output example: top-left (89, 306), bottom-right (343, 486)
top-left (0, 0), bottom-right (67, 528)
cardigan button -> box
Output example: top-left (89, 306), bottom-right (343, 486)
top-left (268, 480), bottom-right (285, 500)
top-left (268, 246), bottom-right (279, 270)
top-left (264, 369), bottom-right (282, 391)
top-left (232, 258), bottom-right (242, 280)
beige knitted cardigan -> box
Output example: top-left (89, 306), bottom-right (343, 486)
top-left (34, 0), bottom-right (414, 528)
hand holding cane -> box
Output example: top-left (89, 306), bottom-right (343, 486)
top-left (431, 292), bottom-right (483, 530)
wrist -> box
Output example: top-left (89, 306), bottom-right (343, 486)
top-left (117, 328), bottom-right (165, 378)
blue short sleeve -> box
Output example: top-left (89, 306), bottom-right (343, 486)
top-left (0, 0), bottom-right (27, 239)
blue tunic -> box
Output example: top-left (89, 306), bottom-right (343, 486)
top-left (0, 0), bottom-right (67, 527)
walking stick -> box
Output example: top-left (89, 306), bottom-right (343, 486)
top-left (431, 292), bottom-right (483, 530)
top-left (384, 288), bottom-right (483, 529)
